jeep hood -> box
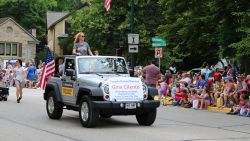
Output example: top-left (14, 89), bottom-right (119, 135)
top-left (77, 74), bottom-right (129, 86)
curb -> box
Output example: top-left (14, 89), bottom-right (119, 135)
top-left (207, 106), bottom-right (232, 113)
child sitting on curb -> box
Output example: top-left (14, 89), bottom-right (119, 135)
top-left (191, 89), bottom-right (199, 109)
top-left (173, 83), bottom-right (182, 106)
top-left (180, 89), bottom-right (192, 108)
top-left (156, 78), bottom-right (168, 100)
top-left (198, 85), bottom-right (211, 109)
top-left (213, 76), bottom-right (224, 107)
top-left (227, 94), bottom-right (248, 115)
top-left (239, 97), bottom-right (250, 116)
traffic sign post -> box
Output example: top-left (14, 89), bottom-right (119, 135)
top-left (155, 48), bottom-right (162, 70)
top-left (128, 34), bottom-right (139, 44)
top-left (152, 37), bottom-right (167, 70)
top-left (152, 42), bottom-right (166, 47)
top-left (152, 37), bottom-right (167, 47)
top-left (152, 37), bottom-right (166, 43)
top-left (155, 48), bottom-right (162, 58)
top-left (128, 0), bottom-right (136, 76)
top-left (128, 33), bottom-right (139, 77)
top-left (128, 45), bottom-right (138, 53)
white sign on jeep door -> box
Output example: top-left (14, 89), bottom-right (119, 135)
top-left (109, 77), bottom-right (144, 102)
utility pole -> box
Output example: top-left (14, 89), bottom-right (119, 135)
top-left (130, 0), bottom-right (135, 76)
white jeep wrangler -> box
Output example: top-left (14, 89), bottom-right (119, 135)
top-left (44, 55), bottom-right (160, 128)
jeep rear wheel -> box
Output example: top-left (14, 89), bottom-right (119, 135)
top-left (79, 96), bottom-right (99, 128)
top-left (136, 109), bottom-right (157, 126)
top-left (3, 97), bottom-right (7, 101)
top-left (46, 91), bottom-right (63, 119)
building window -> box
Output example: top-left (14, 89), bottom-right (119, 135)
top-left (12, 44), bottom-right (17, 56)
top-left (6, 43), bottom-right (11, 56)
top-left (6, 26), bottom-right (13, 33)
top-left (0, 43), bottom-right (4, 55)
top-left (0, 42), bottom-right (19, 56)
top-left (65, 21), bottom-right (71, 34)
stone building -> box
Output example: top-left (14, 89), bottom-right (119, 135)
top-left (0, 17), bottom-right (39, 68)
top-left (47, 11), bottom-right (71, 56)
top-left (46, 3), bottom-right (89, 56)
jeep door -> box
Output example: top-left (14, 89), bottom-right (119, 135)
top-left (61, 58), bottom-right (77, 104)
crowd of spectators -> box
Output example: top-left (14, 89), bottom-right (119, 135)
top-left (136, 64), bottom-right (250, 117)
top-left (0, 60), bottom-right (42, 90)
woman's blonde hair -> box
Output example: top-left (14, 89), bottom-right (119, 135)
top-left (74, 32), bottom-right (85, 43)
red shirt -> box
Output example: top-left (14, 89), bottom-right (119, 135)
top-left (238, 100), bottom-right (246, 107)
top-left (142, 64), bottom-right (160, 85)
top-left (167, 78), bottom-right (173, 85)
top-left (175, 87), bottom-right (182, 100)
top-left (182, 93), bottom-right (189, 101)
top-left (214, 72), bottom-right (221, 81)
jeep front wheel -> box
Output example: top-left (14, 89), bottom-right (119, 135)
top-left (136, 109), bottom-right (157, 126)
top-left (46, 91), bottom-right (63, 119)
top-left (79, 96), bottom-right (99, 128)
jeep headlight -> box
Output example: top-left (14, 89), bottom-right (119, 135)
top-left (103, 84), bottom-right (109, 94)
top-left (101, 84), bottom-right (110, 101)
top-left (142, 83), bottom-right (148, 100)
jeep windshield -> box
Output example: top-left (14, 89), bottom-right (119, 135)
top-left (78, 57), bottom-right (128, 74)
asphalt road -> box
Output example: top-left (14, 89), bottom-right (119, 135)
top-left (0, 87), bottom-right (250, 141)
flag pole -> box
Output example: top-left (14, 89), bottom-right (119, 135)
top-left (39, 46), bottom-right (48, 89)
top-left (44, 45), bottom-right (49, 62)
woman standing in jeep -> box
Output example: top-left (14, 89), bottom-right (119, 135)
top-left (72, 32), bottom-right (93, 56)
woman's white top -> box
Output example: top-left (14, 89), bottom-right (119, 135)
top-left (15, 67), bottom-right (24, 81)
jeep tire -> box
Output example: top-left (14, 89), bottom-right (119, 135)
top-left (3, 97), bottom-right (7, 101)
top-left (79, 96), bottom-right (99, 128)
top-left (136, 109), bottom-right (157, 126)
top-left (46, 91), bottom-right (63, 119)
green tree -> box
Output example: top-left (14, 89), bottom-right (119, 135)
top-left (158, 0), bottom-right (220, 70)
top-left (67, 0), bottom-right (164, 66)
top-left (1, 0), bottom-right (249, 72)
top-left (0, 0), bottom-right (80, 61)
top-left (228, 2), bottom-right (250, 73)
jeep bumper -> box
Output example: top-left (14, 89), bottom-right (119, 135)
top-left (92, 100), bottom-right (160, 115)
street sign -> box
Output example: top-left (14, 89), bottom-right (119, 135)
top-left (152, 37), bottom-right (167, 47)
top-left (152, 42), bottom-right (167, 47)
top-left (155, 48), bottom-right (162, 58)
top-left (128, 45), bottom-right (138, 53)
top-left (128, 34), bottom-right (139, 44)
top-left (152, 37), bottom-right (166, 43)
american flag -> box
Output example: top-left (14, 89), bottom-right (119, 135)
top-left (40, 48), bottom-right (55, 89)
top-left (104, 0), bottom-right (112, 12)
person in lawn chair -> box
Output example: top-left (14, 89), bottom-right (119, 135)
top-left (0, 70), bottom-right (9, 101)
